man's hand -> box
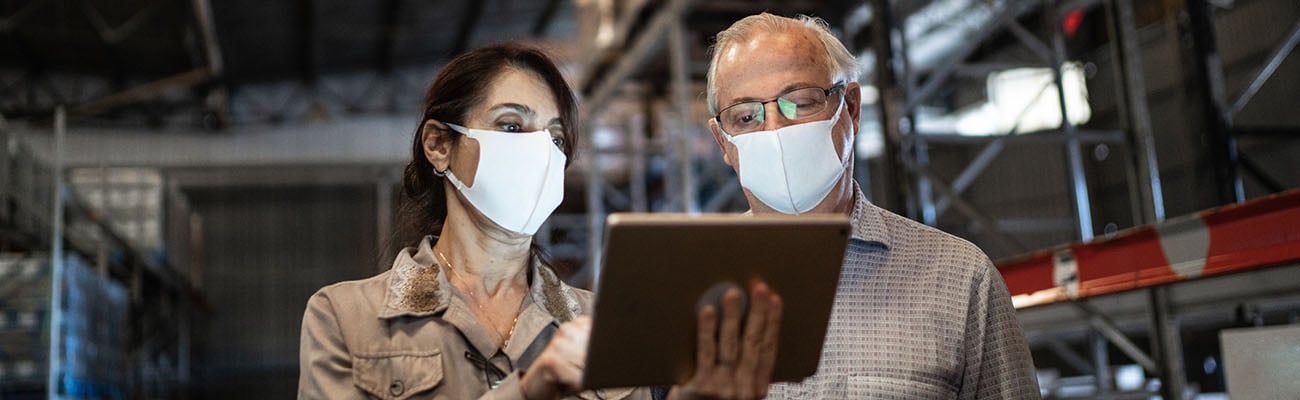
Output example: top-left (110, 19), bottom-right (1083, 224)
top-left (672, 282), bottom-right (784, 400)
top-left (521, 316), bottom-right (592, 400)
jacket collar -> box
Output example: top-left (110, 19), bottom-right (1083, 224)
top-left (378, 235), bottom-right (583, 322)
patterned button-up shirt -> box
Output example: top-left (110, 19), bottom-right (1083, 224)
top-left (766, 183), bottom-right (1040, 399)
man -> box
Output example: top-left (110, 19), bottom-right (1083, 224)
top-left (705, 13), bottom-right (1041, 399)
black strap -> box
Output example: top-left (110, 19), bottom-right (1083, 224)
top-left (516, 323), bottom-right (556, 371)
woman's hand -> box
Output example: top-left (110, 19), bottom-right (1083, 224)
top-left (671, 282), bottom-right (784, 400)
top-left (521, 316), bottom-right (591, 400)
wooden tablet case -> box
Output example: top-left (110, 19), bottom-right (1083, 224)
top-left (582, 213), bottom-right (851, 390)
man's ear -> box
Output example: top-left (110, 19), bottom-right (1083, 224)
top-left (844, 82), bottom-right (862, 137)
top-left (708, 118), bottom-right (737, 168)
top-left (421, 119), bottom-right (453, 172)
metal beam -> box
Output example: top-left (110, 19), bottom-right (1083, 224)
top-left (450, 0), bottom-right (486, 56)
top-left (702, 177), bottom-right (741, 212)
top-left (630, 98), bottom-right (651, 212)
top-left (18, 115), bottom-right (411, 167)
top-left (1238, 153), bottom-right (1285, 194)
top-left (192, 0), bottom-right (227, 129)
top-left (1148, 286), bottom-right (1186, 400)
top-left (583, 124), bottom-right (605, 288)
top-left (909, 130), bottom-right (1126, 145)
top-left (1044, 337), bottom-right (1096, 376)
top-left (1005, 18), bottom-right (1054, 63)
top-left (1229, 19), bottom-right (1300, 117)
top-left (1091, 333), bottom-right (1113, 394)
top-left (1047, 0), bottom-right (1094, 241)
top-left (1074, 301), bottom-right (1159, 373)
top-left (71, 68), bottom-right (213, 116)
top-left (934, 138), bottom-right (1005, 217)
top-left (80, 0), bottom-right (162, 44)
top-left (300, 0), bottom-right (319, 82)
top-left (903, 157), bottom-right (1028, 254)
top-left (668, 20), bottom-right (698, 213)
top-left (0, 0), bottom-right (45, 33)
top-left (871, 0), bottom-right (911, 216)
top-left (1108, 0), bottom-right (1165, 224)
top-left (377, 0), bottom-right (402, 72)
top-left (47, 106), bottom-right (66, 400)
top-left (905, 1), bottom-right (1035, 112)
top-left (953, 62), bottom-right (1052, 78)
top-left (1185, 0), bottom-right (1243, 204)
top-left (531, 0), bottom-right (564, 37)
top-left (581, 0), bottom-right (698, 115)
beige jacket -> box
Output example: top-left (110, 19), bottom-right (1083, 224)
top-left (298, 236), bottom-right (649, 400)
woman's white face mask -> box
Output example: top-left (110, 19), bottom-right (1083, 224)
top-left (722, 98), bottom-right (847, 214)
top-left (443, 123), bottom-right (565, 235)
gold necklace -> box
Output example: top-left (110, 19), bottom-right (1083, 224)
top-left (436, 249), bottom-right (522, 348)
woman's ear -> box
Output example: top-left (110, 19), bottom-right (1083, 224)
top-left (421, 119), bottom-right (454, 172)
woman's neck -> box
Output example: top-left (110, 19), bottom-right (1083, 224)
top-left (433, 193), bottom-right (532, 297)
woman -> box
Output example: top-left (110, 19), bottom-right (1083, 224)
top-left (299, 43), bottom-right (780, 400)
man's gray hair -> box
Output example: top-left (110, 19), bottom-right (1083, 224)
top-left (706, 13), bottom-right (861, 114)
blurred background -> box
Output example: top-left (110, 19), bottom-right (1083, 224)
top-left (1, 0), bottom-right (1298, 398)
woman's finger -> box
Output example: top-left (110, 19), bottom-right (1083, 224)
top-left (549, 359), bottom-right (584, 391)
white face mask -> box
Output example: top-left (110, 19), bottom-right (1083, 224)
top-left (723, 99), bottom-right (847, 214)
top-left (443, 123), bottom-right (566, 235)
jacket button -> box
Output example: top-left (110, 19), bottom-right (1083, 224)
top-left (389, 380), bottom-right (404, 397)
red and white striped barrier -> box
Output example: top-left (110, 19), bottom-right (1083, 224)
top-left (999, 189), bottom-right (1300, 309)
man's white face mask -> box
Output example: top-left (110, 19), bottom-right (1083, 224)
top-left (722, 97), bottom-right (847, 214)
top-left (442, 123), bottom-right (565, 235)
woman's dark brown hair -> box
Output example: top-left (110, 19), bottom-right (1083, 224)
top-left (383, 42), bottom-right (579, 267)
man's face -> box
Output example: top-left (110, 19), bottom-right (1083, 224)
top-left (709, 28), bottom-right (861, 212)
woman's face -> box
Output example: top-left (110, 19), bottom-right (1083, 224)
top-left (445, 67), bottom-right (565, 188)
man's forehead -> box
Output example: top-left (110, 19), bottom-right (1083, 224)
top-left (714, 29), bottom-right (833, 103)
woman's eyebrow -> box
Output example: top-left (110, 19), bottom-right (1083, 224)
top-left (487, 103), bottom-right (536, 118)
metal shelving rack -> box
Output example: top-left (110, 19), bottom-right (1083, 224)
top-left (0, 109), bottom-right (205, 399)
top-left (864, 0), bottom-right (1299, 398)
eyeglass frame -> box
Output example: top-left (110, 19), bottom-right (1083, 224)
top-left (712, 82), bottom-right (847, 136)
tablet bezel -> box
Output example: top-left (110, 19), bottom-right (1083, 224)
top-left (582, 212), bottom-right (851, 389)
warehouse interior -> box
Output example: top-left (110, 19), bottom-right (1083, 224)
top-left (2, 0), bottom-right (1299, 398)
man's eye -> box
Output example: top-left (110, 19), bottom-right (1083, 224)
top-left (499, 123), bottom-right (522, 132)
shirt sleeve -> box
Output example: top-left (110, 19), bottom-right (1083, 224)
top-left (298, 291), bottom-right (368, 400)
top-left (959, 259), bottom-right (1042, 400)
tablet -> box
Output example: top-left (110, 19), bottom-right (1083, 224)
top-left (582, 212), bottom-right (851, 390)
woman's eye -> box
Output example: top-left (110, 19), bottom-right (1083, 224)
top-left (551, 136), bottom-right (566, 148)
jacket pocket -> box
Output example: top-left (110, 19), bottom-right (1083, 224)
top-left (352, 350), bottom-right (444, 400)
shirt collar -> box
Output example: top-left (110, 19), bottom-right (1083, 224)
top-left (847, 181), bottom-right (892, 249)
top-left (378, 235), bottom-right (584, 322)
top-left (743, 181), bottom-right (892, 249)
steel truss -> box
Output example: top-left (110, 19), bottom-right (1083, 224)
top-left (871, 0), bottom-right (1167, 258)
top-left (869, 0), bottom-right (1173, 397)
top-left (1186, 0), bottom-right (1300, 202)
top-left (868, 0), bottom-right (1297, 397)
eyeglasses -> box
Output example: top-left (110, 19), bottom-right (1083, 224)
top-left (714, 83), bottom-right (845, 135)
